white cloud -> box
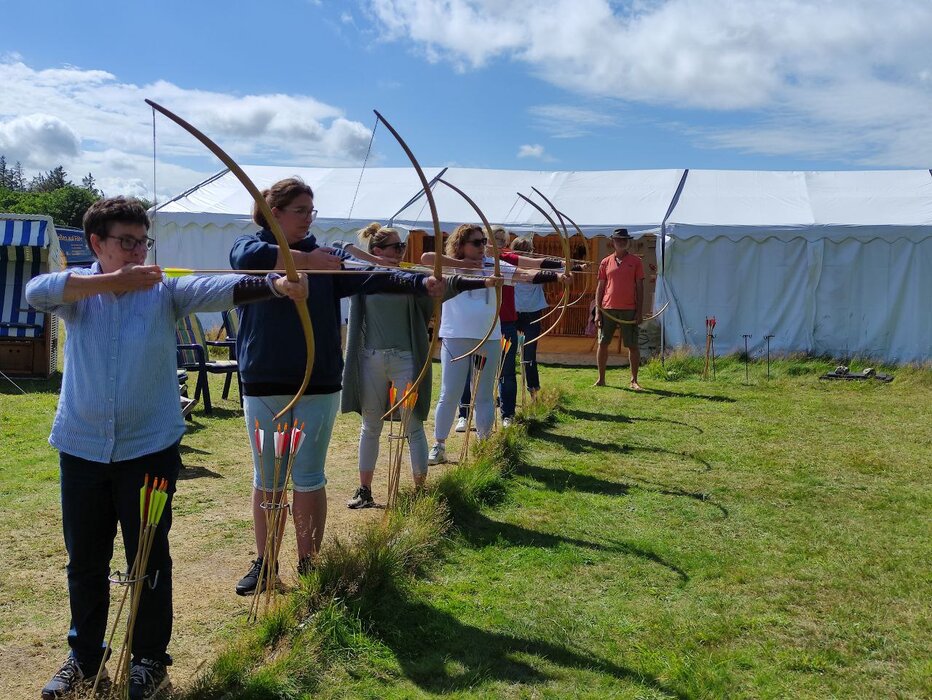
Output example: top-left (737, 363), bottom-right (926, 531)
top-left (367, 0), bottom-right (932, 166)
top-left (0, 60), bottom-right (373, 198)
top-left (529, 104), bottom-right (618, 139)
top-left (517, 143), bottom-right (553, 161)
top-left (0, 114), bottom-right (80, 168)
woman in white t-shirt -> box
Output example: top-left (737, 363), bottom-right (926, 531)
top-left (428, 224), bottom-right (568, 465)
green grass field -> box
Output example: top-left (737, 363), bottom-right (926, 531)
top-left (1, 356), bottom-right (930, 698)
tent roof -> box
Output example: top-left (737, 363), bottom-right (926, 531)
top-left (156, 166), bottom-right (932, 241)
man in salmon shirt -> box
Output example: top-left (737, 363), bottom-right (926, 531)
top-left (594, 228), bottom-right (644, 390)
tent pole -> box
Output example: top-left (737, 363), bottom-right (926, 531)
top-left (658, 168), bottom-right (689, 364)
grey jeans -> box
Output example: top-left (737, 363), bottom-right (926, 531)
top-left (358, 348), bottom-right (428, 476)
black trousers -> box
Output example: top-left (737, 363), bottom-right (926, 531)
top-left (60, 443), bottom-right (180, 670)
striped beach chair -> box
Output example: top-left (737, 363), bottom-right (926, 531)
top-left (1, 216), bottom-right (60, 377)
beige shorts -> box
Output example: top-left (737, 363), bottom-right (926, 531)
top-left (598, 309), bottom-right (638, 347)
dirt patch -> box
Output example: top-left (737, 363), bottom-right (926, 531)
top-left (2, 407), bottom-right (462, 698)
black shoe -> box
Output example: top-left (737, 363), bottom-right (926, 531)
top-left (42, 656), bottom-right (109, 699)
top-left (128, 658), bottom-right (170, 700)
top-left (346, 485), bottom-right (375, 509)
top-left (235, 557), bottom-right (277, 596)
top-left (297, 555), bottom-right (315, 577)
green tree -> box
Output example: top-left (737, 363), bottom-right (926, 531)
top-left (0, 185), bottom-right (99, 228)
top-left (30, 165), bottom-right (69, 193)
top-left (80, 172), bottom-right (101, 197)
top-left (9, 161), bottom-right (26, 191)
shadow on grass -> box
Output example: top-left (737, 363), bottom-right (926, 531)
top-left (634, 386), bottom-right (735, 403)
top-left (563, 407), bottom-right (704, 434)
top-left (182, 406), bottom-right (244, 433)
top-left (515, 462), bottom-right (728, 520)
top-left (177, 464), bottom-right (223, 480)
top-left (536, 429), bottom-right (713, 473)
top-left (0, 372), bottom-right (62, 395)
top-left (454, 508), bottom-right (688, 583)
top-left (633, 477), bottom-right (729, 519)
top-left (358, 584), bottom-right (690, 699)
top-left (515, 462), bottom-right (630, 497)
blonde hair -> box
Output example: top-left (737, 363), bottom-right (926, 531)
top-left (357, 222), bottom-right (400, 252)
top-left (491, 226), bottom-right (510, 248)
top-left (445, 223), bottom-right (483, 258)
top-left (252, 177), bottom-right (314, 229)
top-left (510, 237), bottom-right (533, 253)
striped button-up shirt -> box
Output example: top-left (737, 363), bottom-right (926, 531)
top-left (26, 263), bottom-right (241, 463)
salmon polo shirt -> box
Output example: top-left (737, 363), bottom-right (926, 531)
top-left (598, 252), bottom-right (645, 310)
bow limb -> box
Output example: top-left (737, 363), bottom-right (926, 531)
top-left (146, 100), bottom-right (314, 421)
top-left (520, 190), bottom-right (572, 348)
top-left (554, 208), bottom-right (593, 308)
top-left (436, 178), bottom-right (501, 362)
top-left (601, 301), bottom-right (670, 325)
top-left (373, 110), bottom-right (443, 420)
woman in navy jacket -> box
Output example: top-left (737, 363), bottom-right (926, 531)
top-left (230, 177), bottom-right (441, 594)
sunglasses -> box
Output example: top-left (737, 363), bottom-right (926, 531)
top-left (467, 238), bottom-right (488, 248)
top-left (106, 235), bottom-right (155, 251)
top-left (376, 242), bottom-right (407, 253)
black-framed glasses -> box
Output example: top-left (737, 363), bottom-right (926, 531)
top-left (376, 241), bottom-right (407, 253)
top-left (467, 238), bottom-right (488, 248)
top-left (283, 206), bottom-right (318, 222)
top-left (107, 235), bottom-right (155, 251)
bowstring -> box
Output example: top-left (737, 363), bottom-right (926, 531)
top-left (151, 106), bottom-right (158, 265)
top-left (348, 115), bottom-right (379, 221)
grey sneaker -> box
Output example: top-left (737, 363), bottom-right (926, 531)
top-left (129, 658), bottom-right (170, 700)
top-left (428, 443), bottom-right (446, 465)
top-left (502, 417), bottom-right (514, 428)
top-left (347, 485), bottom-right (375, 509)
top-left (455, 416), bottom-right (468, 432)
top-left (42, 657), bottom-right (109, 699)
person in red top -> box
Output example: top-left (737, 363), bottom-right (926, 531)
top-left (594, 228), bottom-right (645, 390)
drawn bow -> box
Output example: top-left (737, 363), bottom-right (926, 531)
top-left (436, 178), bottom-right (502, 362)
top-left (146, 99), bottom-right (314, 420)
top-left (374, 110), bottom-right (444, 419)
top-left (517, 191), bottom-right (572, 347)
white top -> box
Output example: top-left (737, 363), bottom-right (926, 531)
top-left (439, 259), bottom-right (514, 340)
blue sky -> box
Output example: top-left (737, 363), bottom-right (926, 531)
top-left (3, 0), bottom-right (932, 199)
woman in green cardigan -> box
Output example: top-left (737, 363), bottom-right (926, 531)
top-left (341, 223), bottom-right (496, 509)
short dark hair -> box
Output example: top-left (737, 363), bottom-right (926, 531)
top-left (82, 196), bottom-right (150, 249)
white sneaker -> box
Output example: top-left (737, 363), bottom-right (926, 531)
top-left (428, 443), bottom-right (446, 465)
top-left (502, 417), bottom-right (514, 428)
top-left (455, 417), bottom-right (468, 433)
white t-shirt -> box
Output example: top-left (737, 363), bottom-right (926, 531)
top-left (438, 258), bottom-right (514, 340)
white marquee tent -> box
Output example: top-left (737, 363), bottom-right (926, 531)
top-left (154, 166), bottom-right (931, 363)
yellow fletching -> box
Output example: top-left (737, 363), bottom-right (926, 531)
top-left (163, 267), bottom-right (193, 278)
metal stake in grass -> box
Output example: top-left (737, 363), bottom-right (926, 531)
top-left (710, 317), bottom-right (717, 379)
top-left (742, 334), bottom-right (752, 384)
top-left (765, 334), bottom-right (774, 379)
